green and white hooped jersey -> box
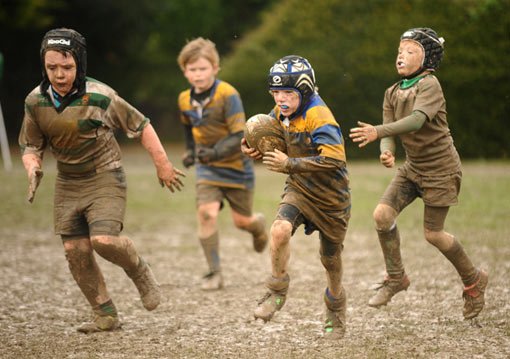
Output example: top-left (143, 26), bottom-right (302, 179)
top-left (19, 77), bottom-right (149, 175)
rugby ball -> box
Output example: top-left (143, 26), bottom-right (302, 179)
top-left (244, 114), bottom-right (286, 155)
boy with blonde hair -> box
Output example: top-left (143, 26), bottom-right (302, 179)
top-left (177, 38), bottom-right (267, 290)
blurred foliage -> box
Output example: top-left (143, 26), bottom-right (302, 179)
top-left (221, 0), bottom-right (510, 158)
top-left (0, 0), bottom-right (276, 139)
top-left (0, 0), bottom-right (508, 158)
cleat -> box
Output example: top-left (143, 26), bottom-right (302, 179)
top-left (324, 289), bottom-right (347, 340)
top-left (77, 315), bottom-right (120, 334)
top-left (253, 291), bottom-right (286, 322)
top-left (201, 271), bottom-right (224, 291)
top-left (128, 260), bottom-right (161, 311)
top-left (324, 309), bottom-right (346, 340)
top-left (368, 274), bottom-right (410, 308)
top-left (463, 270), bottom-right (488, 319)
top-left (252, 213), bottom-right (268, 253)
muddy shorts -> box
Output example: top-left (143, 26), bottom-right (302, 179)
top-left (380, 164), bottom-right (462, 230)
top-left (276, 188), bottom-right (350, 245)
top-left (196, 183), bottom-right (253, 217)
top-left (54, 168), bottom-right (127, 237)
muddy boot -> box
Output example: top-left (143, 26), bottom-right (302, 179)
top-left (77, 300), bottom-right (121, 334)
top-left (368, 274), bottom-right (410, 308)
top-left (251, 213), bottom-right (268, 253)
top-left (324, 288), bottom-right (346, 340)
top-left (201, 271), bottom-right (224, 291)
top-left (254, 274), bottom-right (289, 322)
top-left (463, 270), bottom-right (488, 319)
top-left (440, 238), bottom-right (486, 319)
top-left (125, 257), bottom-right (161, 311)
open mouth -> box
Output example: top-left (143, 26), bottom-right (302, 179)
top-left (397, 61), bottom-right (405, 67)
top-left (281, 105), bottom-right (289, 109)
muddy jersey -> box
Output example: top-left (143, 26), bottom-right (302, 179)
top-left (178, 79), bottom-right (254, 189)
top-left (19, 78), bottom-right (148, 174)
top-left (383, 75), bottom-right (461, 175)
top-left (270, 94), bottom-right (350, 211)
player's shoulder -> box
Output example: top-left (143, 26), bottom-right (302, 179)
top-left (85, 77), bottom-right (117, 97)
top-left (24, 85), bottom-right (44, 105)
top-left (215, 80), bottom-right (240, 96)
top-left (178, 88), bottom-right (191, 107)
top-left (304, 95), bottom-right (335, 121)
top-left (418, 74), bottom-right (442, 89)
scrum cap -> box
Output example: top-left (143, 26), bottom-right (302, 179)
top-left (40, 28), bottom-right (87, 95)
top-left (400, 27), bottom-right (444, 77)
top-left (268, 55), bottom-right (316, 116)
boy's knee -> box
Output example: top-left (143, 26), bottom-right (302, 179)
top-left (424, 228), bottom-right (452, 250)
top-left (62, 239), bottom-right (93, 269)
top-left (373, 204), bottom-right (397, 230)
top-left (270, 220), bottom-right (292, 247)
top-left (198, 206), bottom-right (219, 224)
top-left (90, 234), bottom-right (121, 256)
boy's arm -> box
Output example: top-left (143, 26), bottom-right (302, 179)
top-left (263, 149), bottom-right (345, 174)
top-left (140, 123), bottom-right (185, 192)
top-left (22, 153), bottom-right (43, 203)
top-left (196, 131), bottom-right (243, 164)
top-left (375, 110), bottom-right (427, 138)
top-left (182, 124), bottom-right (195, 168)
top-left (349, 111), bottom-right (426, 147)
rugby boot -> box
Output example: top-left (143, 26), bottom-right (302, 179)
top-left (77, 314), bottom-right (121, 334)
top-left (368, 274), bottom-right (410, 308)
top-left (77, 300), bottom-right (120, 334)
top-left (201, 271), bottom-right (224, 291)
top-left (126, 258), bottom-right (161, 311)
top-left (251, 213), bottom-right (268, 253)
top-left (254, 274), bottom-right (289, 322)
top-left (463, 270), bottom-right (488, 319)
top-left (324, 288), bottom-right (346, 340)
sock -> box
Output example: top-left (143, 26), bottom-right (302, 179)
top-left (199, 231), bottom-right (220, 273)
top-left (440, 238), bottom-right (478, 286)
top-left (376, 224), bottom-right (405, 279)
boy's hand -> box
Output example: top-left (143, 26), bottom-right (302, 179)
top-left (380, 150), bottom-right (395, 168)
top-left (157, 163), bottom-right (185, 193)
top-left (197, 147), bottom-right (218, 164)
top-left (349, 121), bottom-right (378, 147)
top-left (263, 149), bottom-right (289, 173)
top-left (241, 138), bottom-right (263, 160)
top-left (28, 167), bottom-right (43, 203)
top-left (182, 150), bottom-right (195, 168)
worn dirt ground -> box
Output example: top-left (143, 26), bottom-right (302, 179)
top-left (1, 148), bottom-right (509, 358)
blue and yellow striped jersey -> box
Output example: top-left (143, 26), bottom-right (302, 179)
top-left (178, 79), bottom-right (254, 189)
top-left (271, 94), bottom-right (350, 210)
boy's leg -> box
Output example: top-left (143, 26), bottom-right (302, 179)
top-left (423, 205), bottom-right (488, 319)
top-left (226, 187), bottom-right (268, 253)
top-left (369, 204), bottom-right (410, 308)
top-left (90, 229), bottom-right (161, 311)
top-left (231, 210), bottom-right (268, 253)
top-left (320, 234), bottom-right (347, 339)
top-left (253, 218), bottom-right (293, 322)
top-left (62, 236), bottom-right (120, 333)
top-left (197, 201), bottom-right (223, 290)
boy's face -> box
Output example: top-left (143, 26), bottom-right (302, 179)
top-left (183, 57), bottom-right (219, 94)
top-left (396, 40), bottom-right (424, 77)
top-left (44, 50), bottom-right (77, 96)
top-left (271, 89), bottom-right (300, 117)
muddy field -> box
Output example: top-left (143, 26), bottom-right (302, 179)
top-left (1, 149), bottom-right (509, 358)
